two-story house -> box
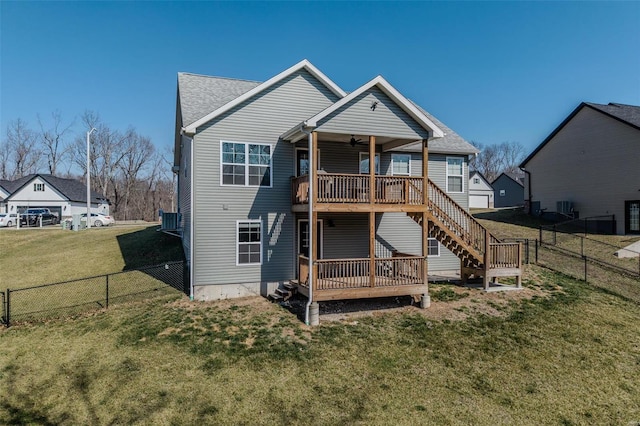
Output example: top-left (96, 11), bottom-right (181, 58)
top-left (173, 60), bottom-right (522, 323)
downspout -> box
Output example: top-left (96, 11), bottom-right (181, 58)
top-left (300, 123), bottom-right (315, 325)
top-left (522, 168), bottom-right (532, 214)
top-left (189, 135), bottom-right (195, 300)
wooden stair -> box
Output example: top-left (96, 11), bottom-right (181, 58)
top-left (407, 180), bottom-right (522, 289)
top-left (268, 281), bottom-right (298, 302)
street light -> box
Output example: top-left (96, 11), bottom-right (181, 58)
top-left (87, 127), bottom-right (96, 229)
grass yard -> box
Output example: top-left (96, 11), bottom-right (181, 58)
top-left (0, 225), bottom-right (184, 290)
top-left (1, 212), bottom-right (639, 424)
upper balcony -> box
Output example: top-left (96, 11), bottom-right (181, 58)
top-left (291, 173), bottom-right (427, 212)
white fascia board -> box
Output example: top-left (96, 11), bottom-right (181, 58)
top-left (184, 59), bottom-right (346, 134)
top-left (305, 75), bottom-right (444, 138)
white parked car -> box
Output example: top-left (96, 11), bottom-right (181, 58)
top-left (80, 213), bottom-right (115, 227)
top-left (0, 213), bottom-right (18, 227)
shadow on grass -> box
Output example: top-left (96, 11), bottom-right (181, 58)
top-left (116, 226), bottom-right (184, 271)
top-left (116, 225), bottom-right (187, 295)
top-left (472, 208), bottom-right (553, 231)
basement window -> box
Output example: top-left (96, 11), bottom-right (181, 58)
top-left (427, 238), bottom-right (440, 257)
top-left (237, 220), bottom-right (262, 265)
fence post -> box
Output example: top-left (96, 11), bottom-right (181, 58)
top-left (553, 225), bottom-right (557, 245)
top-left (583, 256), bottom-right (587, 283)
top-left (535, 240), bottom-right (538, 264)
top-left (6, 289), bottom-right (10, 327)
top-left (106, 275), bottom-right (109, 309)
top-left (581, 237), bottom-right (584, 257)
top-left (539, 226), bottom-right (542, 244)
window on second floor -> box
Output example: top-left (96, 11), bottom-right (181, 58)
top-left (359, 152), bottom-right (380, 174)
top-left (221, 142), bottom-right (272, 187)
top-left (446, 157), bottom-right (464, 193)
top-left (473, 177), bottom-right (480, 184)
top-left (500, 189), bottom-right (506, 196)
top-left (391, 154), bottom-right (411, 176)
top-left (34, 183), bottom-right (45, 192)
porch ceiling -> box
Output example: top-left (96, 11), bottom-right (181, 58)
top-left (284, 129), bottom-right (422, 151)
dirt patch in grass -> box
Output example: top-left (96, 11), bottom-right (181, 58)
top-left (281, 267), bottom-right (549, 324)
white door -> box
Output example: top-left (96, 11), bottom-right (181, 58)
top-left (469, 195), bottom-right (489, 208)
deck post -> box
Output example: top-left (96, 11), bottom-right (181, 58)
top-left (370, 211), bottom-right (375, 288)
top-left (369, 136), bottom-right (376, 288)
top-left (484, 229), bottom-right (491, 290)
top-left (516, 242), bottom-right (523, 288)
top-left (310, 132), bottom-right (319, 300)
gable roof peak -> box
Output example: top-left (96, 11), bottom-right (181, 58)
top-left (182, 59), bottom-right (346, 134)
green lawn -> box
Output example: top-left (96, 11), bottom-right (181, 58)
top-left (0, 225), bottom-right (184, 290)
top-left (1, 216), bottom-right (639, 424)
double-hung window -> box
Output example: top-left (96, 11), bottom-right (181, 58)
top-left (359, 152), bottom-right (380, 174)
top-left (222, 142), bottom-right (272, 187)
top-left (446, 157), bottom-right (464, 193)
top-left (427, 238), bottom-right (440, 257)
top-left (391, 154), bottom-right (411, 176)
top-left (237, 220), bottom-right (262, 265)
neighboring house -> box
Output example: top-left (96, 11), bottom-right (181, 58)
top-left (520, 102), bottom-right (640, 235)
top-left (468, 171), bottom-right (494, 208)
top-left (0, 180), bottom-right (11, 213)
top-left (1, 174), bottom-right (110, 219)
top-left (173, 59), bottom-right (523, 315)
top-left (492, 172), bottom-right (525, 208)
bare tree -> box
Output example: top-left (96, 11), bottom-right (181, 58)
top-left (115, 132), bottom-right (154, 219)
top-left (3, 119), bottom-right (41, 179)
top-left (37, 111), bottom-right (74, 176)
top-left (470, 140), bottom-right (526, 182)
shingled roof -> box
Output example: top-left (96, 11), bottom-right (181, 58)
top-left (3, 174), bottom-right (108, 204)
top-left (584, 102), bottom-right (640, 129)
top-left (177, 73), bottom-right (261, 127)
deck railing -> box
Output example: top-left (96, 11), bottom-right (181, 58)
top-left (427, 180), bottom-right (486, 253)
top-left (298, 255), bottom-right (425, 291)
top-left (488, 243), bottom-right (522, 269)
top-left (292, 174), bottom-right (424, 205)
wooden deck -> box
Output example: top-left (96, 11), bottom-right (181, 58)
top-left (297, 255), bottom-right (428, 301)
top-left (292, 174), bottom-right (424, 207)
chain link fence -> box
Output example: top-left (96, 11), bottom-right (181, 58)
top-left (2, 261), bottom-right (186, 326)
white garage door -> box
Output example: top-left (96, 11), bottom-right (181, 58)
top-left (470, 195), bottom-right (489, 208)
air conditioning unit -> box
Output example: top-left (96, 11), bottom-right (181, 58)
top-left (557, 201), bottom-right (573, 215)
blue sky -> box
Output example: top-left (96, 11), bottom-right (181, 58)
top-left (1, 1), bottom-right (639, 158)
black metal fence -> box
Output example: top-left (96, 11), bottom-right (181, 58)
top-left (1, 261), bottom-right (186, 326)
top-left (539, 226), bottom-right (640, 277)
top-left (541, 215), bottom-right (617, 236)
top-left (502, 238), bottom-right (537, 265)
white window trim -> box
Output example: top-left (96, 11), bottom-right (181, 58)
top-left (446, 156), bottom-right (464, 194)
top-left (473, 177), bottom-right (480, 184)
top-left (220, 141), bottom-right (273, 188)
top-left (359, 152), bottom-right (380, 174)
top-left (294, 147), bottom-right (321, 177)
top-left (34, 183), bottom-right (45, 192)
top-left (236, 219), bottom-right (263, 266)
top-left (391, 153), bottom-right (411, 176)
top-left (427, 238), bottom-right (440, 257)
top-left (500, 189), bottom-right (506, 197)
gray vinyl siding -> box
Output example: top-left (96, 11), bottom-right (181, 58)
top-left (179, 135), bottom-right (192, 263)
top-left (316, 87), bottom-right (430, 140)
top-left (192, 69), bottom-right (340, 286)
top-left (524, 107), bottom-right (640, 234)
top-left (492, 175), bottom-right (524, 207)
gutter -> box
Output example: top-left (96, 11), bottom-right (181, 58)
top-left (522, 168), bottom-right (532, 214)
top-left (300, 122), bottom-right (316, 325)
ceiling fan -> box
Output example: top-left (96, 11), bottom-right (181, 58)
top-left (349, 135), bottom-right (366, 147)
